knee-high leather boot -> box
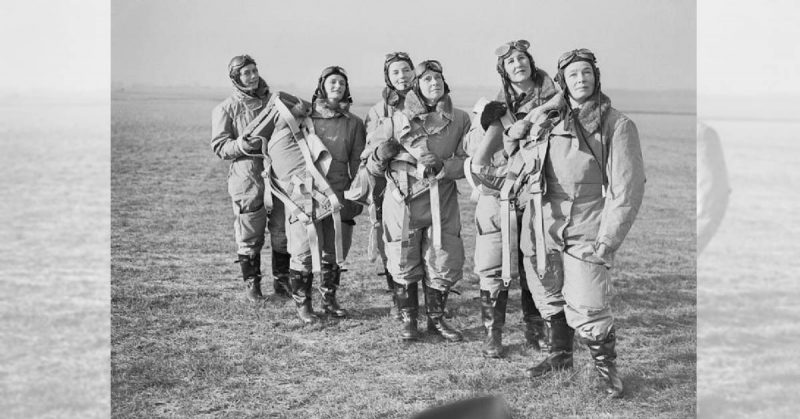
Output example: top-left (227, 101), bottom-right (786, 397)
top-left (385, 269), bottom-right (401, 320)
top-left (238, 253), bottom-right (264, 302)
top-left (289, 269), bottom-right (317, 323)
top-left (319, 264), bottom-right (347, 318)
top-left (521, 287), bottom-right (545, 351)
top-left (271, 250), bottom-right (291, 298)
top-left (480, 289), bottom-right (508, 358)
top-left (424, 283), bottom-right (463, 342)
top-left (394, 281), bottom-right (419, 340)
top-left (526, 311), bottom-right (574, 377)
top-left (581, 327), bottom-right (624, 398)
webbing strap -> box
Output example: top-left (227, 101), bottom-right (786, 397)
top-left (463, 157), bottom-right (481, 202)
top-left (261, 154), bottom-right (274, 211)
top-left (397, 169), bottom-right (411, 267)
top-left (400, 197), bottom-right (411, 268)
top-left (499, 175), bottom-right (519, 287)
top-left (532, 194), bottom-right (547, 279)
top-left (425, 164), bottom-right (442, 250)
top-left (367, 203), bottom-right (379, 262)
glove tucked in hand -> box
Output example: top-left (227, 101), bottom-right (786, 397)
top-left (240, 135), bottom-right (263, 154)
top-left (278, 92), bottom-right (311, 118)
top-left (480, 101), bottom-right (508, 130)
top-left (375, 139), bottom-right (404, 161)
top-left (418, 151), bottom-right (444, 176)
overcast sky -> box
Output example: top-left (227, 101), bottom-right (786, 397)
top-left (109, 0), bottom-right (696, 91)
top-left (3, 1), bottom-right (799, 96)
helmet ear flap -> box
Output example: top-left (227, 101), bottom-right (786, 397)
top-left (555, 70), bottom-right (567, 92)
top-left (594, 65), bottom-right (601, 92)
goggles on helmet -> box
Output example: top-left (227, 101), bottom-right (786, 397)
top-left (414, 60), bottom-right (443, 77)
top-left (229, 55), bottom-right (256, 73)
top-left (557, 48), bottom-right (596, 69)
top-left (385, 51), bottom-right (411, 63)
top-left (494, 40), bottom-right (530, 57)
top-left (320, 65), bottom-right (348, 79)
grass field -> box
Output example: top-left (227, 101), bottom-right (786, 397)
top-left (110, 89), bottom-right (696, 418)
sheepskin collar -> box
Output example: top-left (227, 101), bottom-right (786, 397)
top-left (382, 87), bottom-right (409, 108)
top-left (403, 90), bottom-right (453, 121)
top-left (312, 98), bottom-right (351, 119)
top-left (497, 68), bottom-right (558, 116)
top-left (564, 92), bottom-right (612, 135)
top-left (233, 77), bottom-right (270, 101)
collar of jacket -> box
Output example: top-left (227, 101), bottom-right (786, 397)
top-left (403, 90), bottom-right (453, 121)
top-left (561, 92), bottom-right (611, 135)
top-left (233, 77), bottom-right (270, 101)
top-left (312, 99), bottom-right (351, 119)
top-left (382, 87), bottom-right (409, 108)
top-left (498, 68), bottom-right (557, 116)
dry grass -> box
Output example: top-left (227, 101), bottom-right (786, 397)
top-left (110, 90), bottom-right (695, 418)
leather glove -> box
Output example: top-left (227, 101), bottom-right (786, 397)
top-left (278, 92), bottom-right (311, 118)
top-left (480, 101), bottom-right (507, 130)
top-left (239, 135), bottom-right (263, 154)
top-left (506, 119), bottom-right (532, 140)
top-left (418, 151), bottom-right (443, 176)
top-left (375, 139), bottom-right (404, 161)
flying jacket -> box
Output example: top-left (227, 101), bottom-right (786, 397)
top-left (532, 97), bottom-right (646, 265)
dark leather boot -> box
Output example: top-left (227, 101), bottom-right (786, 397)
top-left (424, 284), bottom-right (463, 342)
top-left (384, 269), bottom-right (402, 320)
top-left (238, 253), bottom-right (264, 302)
top-left (526, 311), bottom-right (574, 378)
top-left (271, 250), bottom-right (291, 298)
top-left (384, 268), bottom-right (395, 292)
top-left (480, 289), bottom-right (508, 358)
top-left (521, 287), bottom-right (545, 351)
top-left (394, 281), bottom-right (419, 340)
top-left (319, 264), bottom-right (347, 318)
top-left (581, 328), bottom-right (624, 398)
top-left (289, 269), bottom-right (317, 323)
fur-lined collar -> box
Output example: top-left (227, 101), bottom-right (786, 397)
top-left (563, 92), bottom-right (612, 135)
top-left (497, 69), bottom-right (558, 116)
top-left (382, 87), bottom-right (409, 108)
top-left (233, 77), bottom-right (270, 101)
top-left (311, 99), bottom-right (351, 119)
top-left (402, 90), bottom-right (453, 121)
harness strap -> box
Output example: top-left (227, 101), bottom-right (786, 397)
top-left (261, 154), bottom-right (274, 211)
top-left (427, 166), bottom-right (442, 250)
top-left (400, 196), bottom-right (411, 268)
top-left (499, 178), bottom-right (519, 287)
top-left (267, 172), bottom-right (318, 266)
top-left (367, 202), bottom-right (380, 262)
top-left (531, 193), bottom-right (547, 279)
top-left (463, 157), bottom-right (481, 202)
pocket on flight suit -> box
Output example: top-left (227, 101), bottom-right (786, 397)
top-left (228, 159), bottom-right (265, 213)
top-left (562, 251), bottom-right (611, 313)
top-left (475, 196), bottom-right (501, 235)
top-left (538, 250), bottom-right (565, 294)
